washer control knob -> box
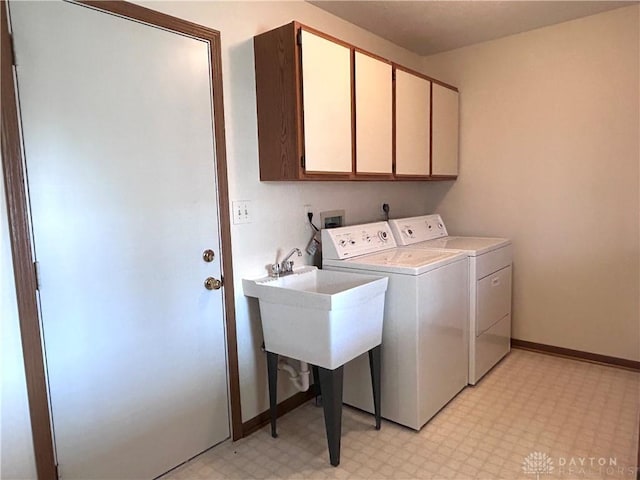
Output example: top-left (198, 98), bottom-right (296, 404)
top-left (378, 231), bottom-right (388, 242)
top-left (438, 223), bottom-right (443, 229)
top-left (339, 239), bottom-right (347, 247)
top-left (404, 228), bottom-right (414, 237)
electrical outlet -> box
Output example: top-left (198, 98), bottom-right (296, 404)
top-left (303, 204), bottom-right (313, 226)
top-left (232, 200), bottom-right (252, 224)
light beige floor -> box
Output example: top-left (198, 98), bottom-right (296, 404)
top-left (163, 349), bottom-right (640, 480)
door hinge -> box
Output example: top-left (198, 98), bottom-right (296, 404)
top-left (296, 29), bottom-right (302, 46)
top-left (9, 34), bottom-right (16, 66)
top-left (56, 463), bottom-right (61, 479)
top-left (33, 261), bottom-right (41, 290)
top-left (301, 155), bottom-right (305, 169)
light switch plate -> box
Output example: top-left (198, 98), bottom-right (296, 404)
top-left (232, 200), bottom-right (251, 224)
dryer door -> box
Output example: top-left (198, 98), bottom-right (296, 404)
top-left (476, 266), bottom-right (512, 336)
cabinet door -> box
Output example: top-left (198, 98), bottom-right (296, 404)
top-left (355, 52), bottom-right (392, 174)
top-left (300, 30), bottom-right (352, 173)
top-left (395, 69), bottom-right (430, 176)
top-left (432, 84), bottom-right (459, 176)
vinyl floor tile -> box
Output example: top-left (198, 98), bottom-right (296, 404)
top-left (162, 349), bottom-right (639, 480)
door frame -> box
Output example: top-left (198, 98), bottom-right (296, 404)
top-left (0, 2), bottom-right (242, 478)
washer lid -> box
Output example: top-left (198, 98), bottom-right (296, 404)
top-left (323, 247), bottom-right (466, 275)
top-left (407, 236), bottom-right (511, 256)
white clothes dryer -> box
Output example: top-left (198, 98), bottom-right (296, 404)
top-left (322, 222), bottom-right (468, 430)
top-left (389, 215), bottom-right (512, 385)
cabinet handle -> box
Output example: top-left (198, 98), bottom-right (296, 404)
top-left (491, 277), bottom-right (500, 287)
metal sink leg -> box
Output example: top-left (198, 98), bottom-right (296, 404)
top-left (369, 345), bottom-right (382, 430)
top-left (317, 365), bottom-right (344, 467)
top-left (266, 351), bottom-right (279, 438)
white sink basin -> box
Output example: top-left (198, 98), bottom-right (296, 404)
top-left (243, 266), bottom-right (388, 370)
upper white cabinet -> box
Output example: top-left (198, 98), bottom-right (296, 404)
top-left (300, 30), bottom-right (352, 173)
top-left (354, 51), bottom-right (392, 174)
top-left (253, 21), bottom-right (458, 181)
top-left (432, 83), bottom-right (459, 176)
top-left (395, 69), bottom-right (430, 176)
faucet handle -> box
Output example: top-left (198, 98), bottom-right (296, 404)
top-left (283, 260), bottom-right (294, 273)
top-left (270, 263), bottom-right (281, 277)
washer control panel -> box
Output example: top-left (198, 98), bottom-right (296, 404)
top-left (388, 215), bottom-right (448, 245)
top-left (322, 222), bottom-right (397, 259)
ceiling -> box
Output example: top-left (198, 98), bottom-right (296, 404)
top-left (308, 1), bottom-right (637, 55)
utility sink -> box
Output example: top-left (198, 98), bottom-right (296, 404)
top-left (243, 266), bottom-right (388, 370)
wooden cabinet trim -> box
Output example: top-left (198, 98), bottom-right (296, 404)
top-left (350, 48), bottom-right (357, 174)
top-left (295, 22), bottom-right (355, 51)
top-left (392, 67), bottom-right (397, 175)
top-left (294, 24), bottom-right (305, 179)
top-left (303, 170), bottom-right (353, 176)
top-left (301, 173), bottom-right (356, 181)
top-left (261, 175), bottom-right (454, 182)
top-left (353, 46), bottom-right (392, 65)
top-left (354, 174), bottom-right (395, 180)
top-left (395, 174), bottom-right (457, 181)
top-left (393, 63), bottom-right (458, 92)
top-left (394, 173), bottom-right (432, 179)
top-left (429, 81), bottom-right (433, 175)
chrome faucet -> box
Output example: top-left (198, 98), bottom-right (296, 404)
top-left (271, 248), bottom-right (302, 277)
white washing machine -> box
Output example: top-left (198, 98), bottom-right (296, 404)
top-left (389, 215), bottom-right (512, 385)
top-left (322, 222), bottom-right (468, 430)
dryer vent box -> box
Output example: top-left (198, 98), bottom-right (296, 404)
top-left (320, 210), bottom-right (345, 229)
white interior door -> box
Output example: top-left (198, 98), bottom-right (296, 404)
top-left (10, 2), bottom-right (230, 478)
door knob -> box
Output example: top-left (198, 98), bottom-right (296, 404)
top-left (204, 277), bottom-right (223, 290)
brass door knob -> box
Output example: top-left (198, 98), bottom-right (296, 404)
top-left (203, 249), bottom-right (215, 262)
top-left (204, 277), bottom-right (223, 290)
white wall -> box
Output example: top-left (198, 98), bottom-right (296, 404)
top-left (1, 153), bottom-right (38, 479)
top-left (136, 0), bottom-right (441, 422)
top-left (422, 6), bottom-right (640, 361)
